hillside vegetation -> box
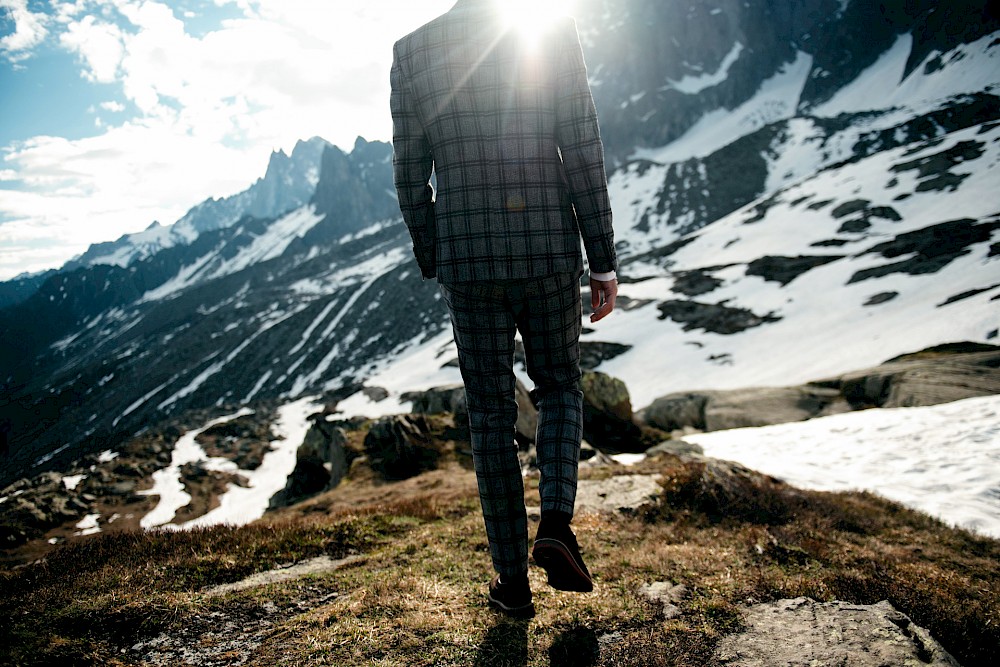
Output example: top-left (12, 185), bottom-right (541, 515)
top-left (2, 446), bottom-right (997, 666)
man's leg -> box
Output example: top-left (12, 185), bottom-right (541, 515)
top-left (511, 273), bottom-right (583, 518)
top-left (511, 273), bottom-right (593, 592)
top-left (439, 281), bottom-right (528, 582)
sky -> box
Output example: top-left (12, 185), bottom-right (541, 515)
top-left (0, 0), bottom-right (456, 280)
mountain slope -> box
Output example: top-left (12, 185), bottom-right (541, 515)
top-left (58, 136), bottom-right (333, 274)
top-left (1, 2), bottom-right (998, 488)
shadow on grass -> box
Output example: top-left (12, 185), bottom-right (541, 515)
top-left (474, 617), bottom-right (528, 667)
top-left (548, 624), bottom-right (599, 666)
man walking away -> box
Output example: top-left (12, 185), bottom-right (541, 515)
top-left (390, 0), bottom-right (617, 617)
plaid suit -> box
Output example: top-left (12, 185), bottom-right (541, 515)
top-left (391, 0), bottom-right (616, 578)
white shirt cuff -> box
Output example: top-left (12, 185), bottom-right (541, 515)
top-left (590, 270), bottom-right (617, 282)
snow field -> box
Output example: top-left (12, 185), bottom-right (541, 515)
top-left (686, 394), bottom-right (1000, 539)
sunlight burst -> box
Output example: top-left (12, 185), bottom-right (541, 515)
top-left (496, 0), bottom-right (577, 46)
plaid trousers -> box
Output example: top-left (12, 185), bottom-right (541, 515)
top-left (440, 272), bottom-right (583, 577)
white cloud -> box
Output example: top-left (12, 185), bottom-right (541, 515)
top-left (59, 13), bottom-right (124, 82)
top-left (0, 0), bottom-right (456, 279)
top-left (0, 0), bottom-right (49, 61)
top-left (0, 118), bottom-right (264, 278)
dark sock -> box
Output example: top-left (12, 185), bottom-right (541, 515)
top-left (540, 510), bottom-right (572, 527)
top-left (502, 571), bottom-right (529, 585)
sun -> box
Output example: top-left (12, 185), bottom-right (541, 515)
top-left (496, 0), bottom-right (578, 45)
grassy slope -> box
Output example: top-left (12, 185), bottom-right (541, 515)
top-left (1, 453), bottom-right (997, 667)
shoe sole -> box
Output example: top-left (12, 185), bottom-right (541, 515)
top-left (487, 593), bottom-right (535, 618)
top-left (532, 538), bottom-right (594, 593)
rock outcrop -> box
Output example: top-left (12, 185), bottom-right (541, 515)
top-left (714, 597), bottom-right (961, 666)
top-left (638, 344), bottom-right (999, 433)
top-left (639, 386), bottom-right (844, 433)
top-left (271, 420), bottom-right (352, 508)
top-left (835, 345), bottom-right (1000, 409)
top-left (581, 371), bottom-right (645, 452)
top-left (404, 381), bottom-right (539, 445)
top-left (363, 415), bottom-right (441, 481)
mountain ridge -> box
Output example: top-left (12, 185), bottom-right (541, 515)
top-left (1, 0), bottom-right (998, 490)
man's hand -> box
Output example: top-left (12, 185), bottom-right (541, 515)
top-left (589, 277), bottom-right (618, 323)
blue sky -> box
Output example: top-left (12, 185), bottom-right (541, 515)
top-left (0, 0), bottom-right (454, 279)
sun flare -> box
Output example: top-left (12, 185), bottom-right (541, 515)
top-left (496, 0), bottom-right (578, 44)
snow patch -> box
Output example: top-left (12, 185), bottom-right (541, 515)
top-left (335, 330), bottom-right (463, 420)
top-left (811, 33), bottom-right (1000, 117)
top-left (62, 474), bottom-right (87, 491)
top-left (139, 409), bottom-right (254, 529)
top-left (666, 42), bottom-right (744, 95)
top-left (178, 397), bottom-right (321, 529)
top-left (75, 513), bottom-right (102, 536)
top-left (686, 395), bottom-right (1000, 539)
top-left (636, 51), bottom-right (814, 164)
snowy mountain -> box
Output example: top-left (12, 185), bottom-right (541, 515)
top-left (56, 137), bottom-right (332, 278)
top-left (1, 0), bottom-right (998, 490)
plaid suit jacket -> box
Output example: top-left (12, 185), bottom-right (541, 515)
top-left (390, 0), bottom-right (617, 283)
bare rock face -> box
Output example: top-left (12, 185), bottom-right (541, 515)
top-left (513, 381), bottom-right (537, 446)
top-left (402, 380), bottom-right (538, 445)
top-left (581, 371), bottom-right (644, 452)
top-left (714, 597), bottom-right (961, 666)
top-left (835, 347), bottom-right (1000, 409)
top-left (575, 474), bottom-right (662, 515)
top-left (638, 386), bottom-right (845, 433)
top-left (403, 384), bottom-right (466, 417)
top-left (638, 344), bottom-right (999, 433)
top-left (364, 415), bottom-right (440, 481)
top-left (271, 421), bottom-right (351, 508)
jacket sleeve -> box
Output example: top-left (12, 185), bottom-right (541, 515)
top-left (390, 40), bottom-right (437, 280)
top-left (554, 20), bottom-right (617, 276)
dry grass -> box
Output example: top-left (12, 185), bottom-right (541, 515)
top-left (1, 455), bottom-right (998, 667)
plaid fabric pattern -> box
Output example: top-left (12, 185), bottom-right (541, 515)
top-left (440, 273), bottom-right (583, 578)
top-left (390, 0), bottom-right (617, 282)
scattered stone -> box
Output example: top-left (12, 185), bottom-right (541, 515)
top-left (937, 283), bottom-right (1000, 307)
top-left (848, 218), bottom-right (1000, 284)
top-left (637, 393), bottom-right (708, 431)
top-left (669, 266), bottom-right (730, 296)
top-left (864, 291), bottom-right (899, 306)
top-left (890, 138), bottom-right (984, 192)
top-left (831, 199), bottom-right (871, 218)
top-left (575, 474), bottom-right (662, 515)
top-left (639, 344), bottom-right (999, 431)
top-left (403, 385), bottom-right (466, 416)
top-left (703, 386), bottom-right (843, 431)
top-left (714, 597), bottom-right (961, 666)
top-left (202, 555), bottom-right (363, 597)
top-left (404, 382), bottom-right (538, 444)
top-left (514, 380), bottom-right (537, 446)
top-left (639, 581), bottom-right (688, 620)
top-left (361, 386), bottom-right (389, 402)
top-left (645, 440), bottom-right (704, 457)
top-left (274, 420), bottom-right (351, 508)
top-left (579, 341), bottom-right (633, 371)
top-left (579, 441), bottom-right (616, 468)
top-left (834, 346), bottom-right (1000, 408)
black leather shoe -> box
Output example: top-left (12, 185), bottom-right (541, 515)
top-left (488, 574), bottom-right (535, 617)
top-left (532, 524), bottom-right (594, 593)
